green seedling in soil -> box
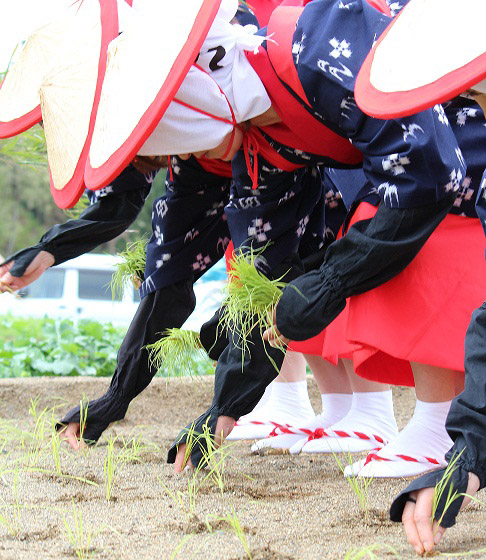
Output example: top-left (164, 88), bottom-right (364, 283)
top-left (103, 433), bottom-right (151, 501)
top-left (110, 236), bottom-right (148, 300)
top-left (0, 467), bottom-right (22, 537)
top-left (146, 328), bottom-right (212, 378)
top-left (206, 509), bottom-right (252, 560)
top-left (344, 543), bottom-right (400, 559)
top-left (62, 502), bottom-right (98, 560)
top-left (50, 411), bottom-right (64, 475)
top-left (431, 449), bottom-right (465, 529)
top-left (331, 451), bottom-right (374, 519)
top-left (220, 247), bottom-right (290, 368)
top-left (162, 421), bottom-right (237, 524)
top-left (26, 398), bottom-right (52, 466)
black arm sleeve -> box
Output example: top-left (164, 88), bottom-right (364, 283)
top-left (276, 193), bottom-right (455, 341)
top-left (390, 302), bottom-right (486, 528)
top-left (2, 166), bottom-right (150, 277)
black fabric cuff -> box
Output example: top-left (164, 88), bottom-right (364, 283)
top-left (167, 406), bottom-right (219, 468)
top-left (199, 308), bottom-right (228, 361)
top-left (390, 466), bottom-right (469, 529)
top-left (57, 390), bottom-right (129, 444)
top-left (276, 264), bottom-right (345, 341)
top-left (2, 245), bottom-right (46, 277)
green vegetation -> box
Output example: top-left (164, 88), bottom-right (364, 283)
top-left (220, 248), bottom-right (288, 361)
top-left (110, 236), bottom-right (148, 300)
top-left (0, 316), bottom-right (125, 378)
top-left (146, 328), bottom-right (213, 378)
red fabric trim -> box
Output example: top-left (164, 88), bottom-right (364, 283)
top-left (366, 0), bottom-right (391, 16)
top-left (50, 0), bottom-right (118, 208)
top-left (267, 6), bottom-right (310, 106)
top-left (0, 103), bottom-right (42, 138)
top-left (85, 0), bottom-right (221, 190)
top-left (198, 157), bottom-right (233, 178)
top-left (356, 7), bottom-right (486, 118)
top-left (247, 46), bottom-right (363, 165)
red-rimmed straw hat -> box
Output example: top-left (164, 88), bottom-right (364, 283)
top-left (355, 0), bottom-right (486, 118)
top-left (0, 4), bottom-right (78, 139)
top-left (38, 0), bottom-right (118, 207)
top-left (85, 0), bottom-right (222, 190)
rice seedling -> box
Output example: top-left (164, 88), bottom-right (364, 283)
top-left (146, 328), bottom-right (212, 378)
top-left (431, 449), bottom-right (465, 528)
top-left (103, 433), bottom-right (154, 501)
top-left (61, 502), bottom-right (97, 560)
top-left (26, 398), bottom-right (52, 466)
top-left (219, 247), bottom-right (290, 364)
top-left (110, 236), bottom-right (148, 300)
top-left (331, 451), bottom-right (374, 518)
top-left (206, 509), bottom-right (252, 560)
top-left (0, 467), bottom-right (22, 537)
top-left (160, 422), bottom-right (226, 521)
top-left (344, 543), bottom-right (400, 559)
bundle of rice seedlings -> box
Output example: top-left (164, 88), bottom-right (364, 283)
top-left (146, 328), bottom-right (211, 377)
top-left (220, 248), bottom-right (288, 359)
top-left (110, 236), bottom-right (148, 300)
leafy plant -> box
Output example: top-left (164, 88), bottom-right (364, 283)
top-left (432, 449), bottom-right (465, 528)
top-left (103, 433), bottom-right (156, 501)
top-left (0, 125), bottom-right (47, 169)
top-left (220, 248), bottom-right (288, 361)
top-left (146, 328), bottom-right (212, 378)
top-left (62, 502), bottom-right (97, 560)
top-left (110, 236), bottom-right (148, 300)
top-left (0, 316), bottom-right (125, 378)
top-left (332, 451), bottom-right (374, 518)
top-left (344, 543), bottom-right (400, 559)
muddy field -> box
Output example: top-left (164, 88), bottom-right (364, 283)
top-left (0, 377), bottom-right (484, 560)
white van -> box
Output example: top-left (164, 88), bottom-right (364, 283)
top-left (0, 253), bottom-right (227, 328)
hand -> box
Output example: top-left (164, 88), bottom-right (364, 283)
top-left (0, 250), bottom-right (54, 292)
top-left (132, 155), bottom-right (168, 175)
top-left (402, 472), bottom-right (480, 554)
top-left (59, 422), bottom-right (87, 450)
top-left (173, 415), bottom-right (235, 473)
top-left (262, 308), bottom-right (290, 348)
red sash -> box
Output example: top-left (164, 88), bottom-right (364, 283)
top-left (247, 39), bottom-right (363, 165)
top-left (198, 156), bottom-right (233, 178)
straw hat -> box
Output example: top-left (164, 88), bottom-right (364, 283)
top-left (85, 0), bottom-right (222, 189)
top-left (355, 0), bottom-right (486, 118)
top-left (0, 5), bottom-right (76, 138)
top-left (38, 0), bottom-right (118, 208)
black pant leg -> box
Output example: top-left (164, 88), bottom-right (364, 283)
top-left (58, 280), bottom-right (196, 442)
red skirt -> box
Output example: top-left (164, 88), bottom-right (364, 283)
top-left (322, 204), bottom-right (486, 386)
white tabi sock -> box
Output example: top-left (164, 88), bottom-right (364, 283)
top-left (300, 390), bottom-right (398, 454)
top-left (355, 399), bottom-right (453, 478)
top-left (253, 393), bottom-right (353, 453)
top-left (227, 380), bottom-right (315, 441)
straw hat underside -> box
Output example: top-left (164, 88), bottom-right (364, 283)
top-left (370, 0), bottom-right (486, 93)
top-left (40, 0), bottom-right (101, 191)
top-left (0, 20), bottom-right (67, 123)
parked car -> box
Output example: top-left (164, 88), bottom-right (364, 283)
top-left (0, 253), bottom-right (227, 328)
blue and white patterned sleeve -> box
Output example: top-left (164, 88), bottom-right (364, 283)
top-left (293, 0), bottom-right (466, 209)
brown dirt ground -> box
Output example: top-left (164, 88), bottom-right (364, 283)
top-left (0, 377), bottom-right (484, 560)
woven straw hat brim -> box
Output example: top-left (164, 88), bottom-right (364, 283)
top-left (356, 0), bottom-right (486, 118)
top-left (39, 0), bottom-right (118, 208)
top-left (0, 17), bottom-right (73, 138)
top-left (85, 0), bottom-right (221, 191)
